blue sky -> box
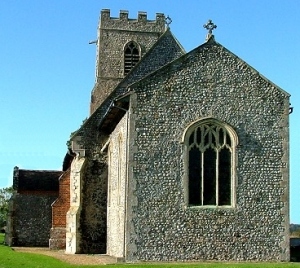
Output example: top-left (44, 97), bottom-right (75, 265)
top-left (0, 1), bottom-right (299, 223)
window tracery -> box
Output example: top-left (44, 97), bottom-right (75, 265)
top-left (124, 41), bottom-right (140, 75)
top-left (184, 119), bottom-right (237, 207)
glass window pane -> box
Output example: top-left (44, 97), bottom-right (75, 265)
top-left (188, 146), bottom-right (201, 205)
top-left (203, 148), bottom-right (216, 205)
top-left (196, 127), bottom-right (201, 145)
top-left (218, 148), bottom-right (231, 205)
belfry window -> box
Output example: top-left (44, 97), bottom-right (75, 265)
top-left (124, 41), bottom-right (140, 75)
top-left (185, 119), bottom-right (237, 207)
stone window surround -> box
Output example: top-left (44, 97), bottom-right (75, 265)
top-left (123, 41), bottom-right (141, 76)
top-left (181, 117), bottom-right (238, 209)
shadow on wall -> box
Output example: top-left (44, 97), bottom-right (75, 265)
top-left (291, 238), bottom-right (300, 262)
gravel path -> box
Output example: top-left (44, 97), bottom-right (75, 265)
top-left (12, 247), bottom-right (118, 266)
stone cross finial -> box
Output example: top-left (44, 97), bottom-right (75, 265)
top-left (165, 15), bottom-right (172, 28)
top-left (203, 19), bottom-right (217, 41)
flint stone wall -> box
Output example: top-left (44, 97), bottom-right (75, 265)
top-left (9, 194), bottom-right (56, 246)
top-left (125, 40), bottom-right (290, 262)
top-left (79, 156), bottom-right (108, 254)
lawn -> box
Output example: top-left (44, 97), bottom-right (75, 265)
top-left (0, 234), bottom-right (299, 268)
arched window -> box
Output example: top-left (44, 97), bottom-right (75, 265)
top-left (184, 119), bottom-right (237, 207)
top-left (124, 41), bottom-right (140, 75)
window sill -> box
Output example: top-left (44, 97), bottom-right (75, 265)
top-left (185, 205), bottom-right (235, 210)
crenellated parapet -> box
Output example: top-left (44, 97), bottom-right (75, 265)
top-left (100, 9), bottom-right (165, 32)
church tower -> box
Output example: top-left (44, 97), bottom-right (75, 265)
top-left (90, 9), bottom-right (166, 114)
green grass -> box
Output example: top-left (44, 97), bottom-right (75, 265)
top-left (0, 234), bottom-right (299, 268)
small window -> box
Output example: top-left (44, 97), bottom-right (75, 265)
top-left (184, 119), bottom-right (237, 207)
top-left (124, 41), bottom-right (140, 75)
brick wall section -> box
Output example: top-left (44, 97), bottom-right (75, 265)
top-left (49, 169), bottom-right (70, 249)
top-left (124, 37), bottom-right (290, 262)
top-left (52, 169), bottom-right (70, 227)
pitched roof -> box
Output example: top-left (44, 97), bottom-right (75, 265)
top-left (13, 167), bottom-right (61, 192)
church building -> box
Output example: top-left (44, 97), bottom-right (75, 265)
top-left (8, 9), bottom-right (291, 262)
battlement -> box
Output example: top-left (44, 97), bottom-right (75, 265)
top-left (100, 9), bottom-right (165, 32)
